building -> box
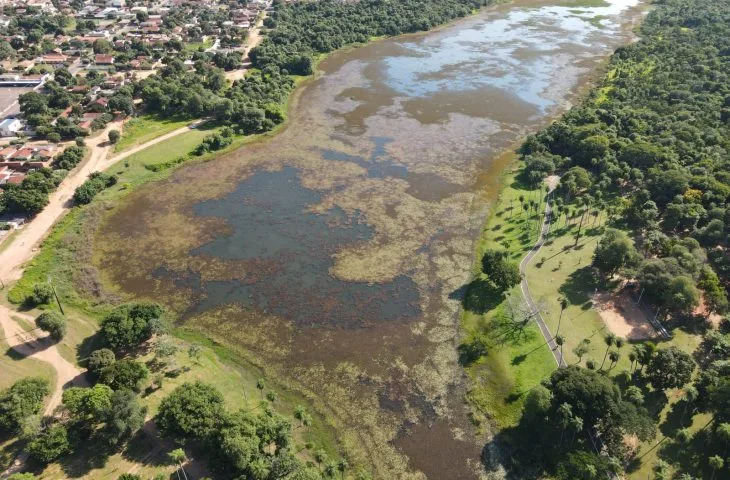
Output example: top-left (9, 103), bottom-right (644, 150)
top-left (0, 118), bottom-right (23, 137)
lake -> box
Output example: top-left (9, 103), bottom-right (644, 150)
top-left (96, 0), bottom-right (644, 477)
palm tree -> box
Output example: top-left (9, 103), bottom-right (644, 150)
top-left (168, 448), bottom-right (188, 480)
top-left (337, 459), bottom-right (349, 480)
top-left (256, 378), bottom-right (265, 399)
top-left (600, 333), bottom-right (617, 370)
top-left (518, 195), bottom-right (525, 216)
top-left (709, 455), bottom-right (724, 480)
top-left (555, 335), bottom-right (565, 364)
top-left (628, 351), bottom-right (637, 372)
top-left (555, 297), bottom-right (568, 338)
top-left (608, 350), bottom-right (621, 370)
top-left (682, 385), bottom-right (698, 421)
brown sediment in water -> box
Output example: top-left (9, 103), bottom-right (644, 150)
top-left (94, 0), bottom-right (646, 477)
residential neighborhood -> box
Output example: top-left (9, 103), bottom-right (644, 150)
top-left (0, 0), bottom-right (272, 231)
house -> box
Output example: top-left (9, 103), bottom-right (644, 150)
top-left (8, 147), bottom-right (34, 161)
top-left (95, 54), bottom-right (115, 66)
top-left (0, 118), bottom-right (23, 137)
top-left (0, 146), bottom-right (18, 159)
top-left (39, 54), bottom-right (68, 66)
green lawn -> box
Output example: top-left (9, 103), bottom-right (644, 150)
top-left (462, 168), bottom-right (556, 429)
top-left (114, 115), bottom-right (193, 153)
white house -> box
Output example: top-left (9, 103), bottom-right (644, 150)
top-left (0, 118), bottom-right (24, 137)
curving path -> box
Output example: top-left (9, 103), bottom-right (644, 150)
top-left (0, 304), bottom-right (86, 479)
top-left (518, 176), bottom-right (566, 368)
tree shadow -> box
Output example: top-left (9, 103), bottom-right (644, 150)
top-left (76, 332), bottom-right (105, 367)
top-left (659, 399), bottom-right (694, 437)
top-left (558, 266), bottom-right (598, 307)
top-left (462, 279), bottom-right (503, 315)
top-left (120, 420), bottom-right (170, 469)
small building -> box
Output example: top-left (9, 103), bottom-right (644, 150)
top-left (95, 54), bottom-right (115, 65)
top-left (39, 53), bottom-right (68, 66)
top-left (0, 118), bottom-right (23, 137)
top-left (8, 147), bottom-right (34, 161)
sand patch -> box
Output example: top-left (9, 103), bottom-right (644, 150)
top-left (593, 290), bottom-right (658, 340)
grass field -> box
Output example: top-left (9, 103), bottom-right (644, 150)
top-left (461, 169), bottom-right (556, 429)
top-left (113, 115), bottom-right (193, 154)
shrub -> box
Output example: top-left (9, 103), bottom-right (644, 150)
top-left (29, 283), bottom-right (53, 306)
top-left (35, 311), bottom-right (67, 341)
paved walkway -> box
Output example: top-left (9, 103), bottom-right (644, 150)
top-left (518, 179), bottom-right (566, 368)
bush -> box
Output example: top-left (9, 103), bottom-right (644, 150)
top-left (35, 311), bottom-right (67, 341)
top-left (73, 172), bottom-right (117, 205)
top-left (27, 425), bottom-right (70, 463)
top-left (29, 283), bottom-right (53, 306)
top-left (99, 359), bottom-right (149, 391)
top-left (87, 348), bottom-right (116, 377)
top-left (0, 377), bottom-right (49, 432)
top-left (108, 129), bottom-right (120, 144)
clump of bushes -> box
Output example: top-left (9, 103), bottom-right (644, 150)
top-left (73, 172), bottom-right (117, 205)
top-left (193, 127), bottom-right (234, 156)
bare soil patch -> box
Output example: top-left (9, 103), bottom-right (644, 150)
top-left (593, 290), bottom-right (658, 340)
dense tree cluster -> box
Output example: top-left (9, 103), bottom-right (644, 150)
top-left (252, 0), bottom-right (488, 75)
top-left (0, 168), bottom-right (64, 216)
top-left (0, 378), bottom-right (49, 433)
top-left (158, 382), bottom-right (333, 479)
top-left (99, 302), bottom-right (163, 351)
top-left (522, 0), bottom-right (730, 316)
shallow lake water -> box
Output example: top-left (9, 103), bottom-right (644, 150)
top-left (97, 0), bottom-right (643, 477)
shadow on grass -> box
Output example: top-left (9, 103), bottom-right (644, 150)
top-left (659, 399), bottom-right (694, 437)
top-left (76, 332), bottom-right (105, 367)
top-left (461, 279), bottom-right (504, 315)
top-left (558, 266), bottom-right (598, 307)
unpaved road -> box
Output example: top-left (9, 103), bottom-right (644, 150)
top-left (0, 121), bottom-right (199, 284)
top-left (0, 305), bottom-right (85, 416)
top-left (0, 304), bottom-right (85, 479)
top-left (225, 12), bottom-right (267, 83)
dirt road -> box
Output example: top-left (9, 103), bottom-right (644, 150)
top-left (0, 121), bottom-right (199, 284)
top-left (225, 13), bottom-right (267, 82)
top-left (0, 305), bottom-right (85, 415)
top-left (0, 304), bottom-right (86, 479)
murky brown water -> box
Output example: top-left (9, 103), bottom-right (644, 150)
top-left (96, 0), bottom-right (643, 477)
